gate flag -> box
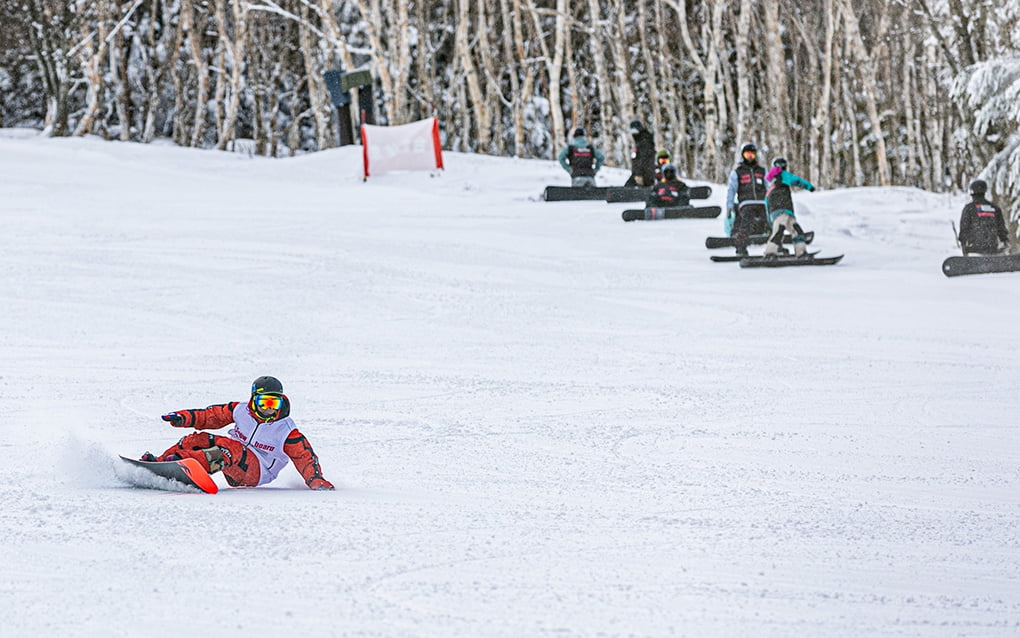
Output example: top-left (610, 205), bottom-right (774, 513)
top-left (361, 117), bottom-right (444, 179)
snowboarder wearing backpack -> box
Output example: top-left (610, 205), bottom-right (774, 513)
top-left (557, 127), bottom-right (605, 187)
top-left (763, 157), bottom-right (816, 258)
top-left (958, 179), bottom-right (1009, 255)
top-left (624, 120), bottom-right (656, 187)
top-left (725, 143), bottom-right (769, 255)
top-left (141, 376), bottom-right (335, 490)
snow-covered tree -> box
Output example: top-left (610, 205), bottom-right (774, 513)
top-left (953, 55), bottom-right (1020, 240)
top-left (0, 0), bottom-right (1008, 194)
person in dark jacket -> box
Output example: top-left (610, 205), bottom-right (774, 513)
top-left (646, 163), bottom-right (689, 208)
top-left (725, 142), bottom-right (769, 255)
top-left (557, 127), bottom-right (606, 187)
top-left (624, 120), bottom-right (657, 187)
top-left (958, 179), bottom-right (1009, 255)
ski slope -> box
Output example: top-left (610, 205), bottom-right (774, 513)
top-left (2, 129), bottom-right (1018, 637)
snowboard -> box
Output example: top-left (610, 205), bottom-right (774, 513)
top-left (622, 205), bottom-right (722, 222)
top-left (739, 254), bottom-right (843, 268)
top-left (705, 231), bottom-right (814, 249)
top-left (942, 253), bottom-right (1020, 278)
top-left (606, 184), bottom-right (712, 203)
top-left (542, 185), bottom-right (610, 201)
top-left (119, 455), bottom-right (219, 494)
top-left (608, 184), bottom-right (712, 204)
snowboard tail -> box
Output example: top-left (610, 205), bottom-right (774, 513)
top-left (542, 185), bottom-right (610, 201)
top-left (687, 185), bottom-right (712, 201)
top-left (942, 253), bottom-right (1020, 277)
top-left (622, 205), bottom-right (722, 222)
top-left (705, 231), bottom-right (814, 249)
top-left (119, 455), bottom-right (219, 494)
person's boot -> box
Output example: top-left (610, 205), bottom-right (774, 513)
top-left (200, 447), bottom-right (226, 474)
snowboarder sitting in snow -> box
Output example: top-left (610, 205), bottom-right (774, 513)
top-left (141, 376), bottom-right (334, 490)
top-left (624, 120), bottom-right (656, 187)
top-left (725, 142), bottom-right (769, 256)
top-left (646, 163), bottom-right (689, 208)
top-left (557, 127), bottom-right (606, 187)
top-left (958, 179), bottom-right (1009, 255)
top-left (764, 157), bottom-right (816, 258)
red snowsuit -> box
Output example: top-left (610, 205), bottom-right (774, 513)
top-left (158, 401), bottom-right (333, 490)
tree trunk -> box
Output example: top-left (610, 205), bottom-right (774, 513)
top-left (523, 0), bottom-right (567, 156)
top-left (26, 0), bottom-right (74, 137)
top-left (733, 0), bottom-right (754, 148)
top-left (348, 0), bottom-right (398, 123)
top-left (840, 0), bottom-right (890, 186)
top-left (73, 1), bottom-right (110, 137)
top-left (456, 0), bottom-right (492, 151)
top-left (297, 0), bottom-right (329, 151)
top-left (585, 0), bottom-right (613, 157)
top-left (762, 1), bottom-right (788, 158)
top-left (184, 0), bottom-right (210, 147)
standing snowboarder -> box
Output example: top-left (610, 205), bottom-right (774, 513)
top-left (557, 127), bottom-right (605, 187)
top-left (141, 376), bottom-right (335, 490)
top-left (624, 120), bottom-right (657, 187)
top-left (958, 179), bottom-right (1009, 255)
top-left (764, 157), bottom-right (816, 258)
top-left (725, 143), bottom-right (769, 255)
top-left (646, 163), bottom-right (689, 208)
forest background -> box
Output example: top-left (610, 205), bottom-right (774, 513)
top-left (2, 0), bottom-right (1019, 238)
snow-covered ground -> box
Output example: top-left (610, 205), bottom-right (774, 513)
top-left (2, 129), bottom-right (1018, 637)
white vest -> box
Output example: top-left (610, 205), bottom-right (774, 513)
top-left (228, 403), bottom-right (295, 486)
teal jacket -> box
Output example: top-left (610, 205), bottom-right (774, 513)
top-left (557, 136), bottom-right (606, 176)
top-left (765, 167), bottom-right (815, 222)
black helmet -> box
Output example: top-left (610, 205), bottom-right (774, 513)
top-left (251, 375), bottom-right (283, 396)
top-left (573, 127), bottom-right (586, 137)
top-left (772, 157), bottom-right (787, 169)
top-left (740, 143), bottom-right (758, 164)
top-left (249, 376), bottom-right (289, 422)
top-left (629, 120), bottom-right (644, 133)
top-left (662, 163), bottom-right (678, 180)
top-left (969, 179), bottom-right (988, 197)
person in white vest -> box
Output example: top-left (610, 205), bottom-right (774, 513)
top-left (140, 376), bottom-right (334, 490)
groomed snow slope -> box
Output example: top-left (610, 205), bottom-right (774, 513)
top-left (1, 130), bottom-right (1018, 637)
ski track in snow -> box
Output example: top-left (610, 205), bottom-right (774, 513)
top-left (1, 130), bottom-right (1019, 637)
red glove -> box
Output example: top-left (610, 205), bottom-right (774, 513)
top-left (308, 478), bottom-right (334, 491)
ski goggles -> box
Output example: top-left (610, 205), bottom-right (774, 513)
top-left (657, 156), bottom-right (670, 165)
top-left (252, 393), bottom-right (283, 412)
top-left (742, 149), bottom-right (757, 159)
